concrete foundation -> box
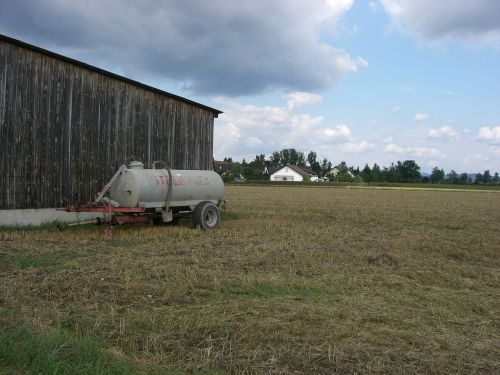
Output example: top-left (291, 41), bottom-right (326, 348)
top-left (0, 208), bottom-right (104, 227)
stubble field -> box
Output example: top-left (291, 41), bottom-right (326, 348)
top-left (1, 185), bottom-right (499, 374)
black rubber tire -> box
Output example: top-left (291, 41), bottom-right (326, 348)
top-left (193, 201), bottom-right (220, 230)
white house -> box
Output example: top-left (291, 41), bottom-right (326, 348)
top-left (270, 165), bottom-right (314, 182)
top-left (328, 167), bottom-right (354, 178)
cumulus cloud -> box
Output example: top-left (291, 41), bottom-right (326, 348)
top-left (379, 0), bottom-right (500, 45)
top-left (213, 95), bottom-right (358, 160)
top-left (323, 124), bottom-right (352, 141)
top-left (384, 143), bottom-right (443, 158)
top-left (326, 0), bottom-right (355, 13)
top-left (414, 112), bottom-right (429, 122)
top-left (215, 121), bottom-right (241, 155)
top-left (245, 136), bottom-right (264, 147)
top-left (384, 143), bottom-right (404, 153)
top-left (428, 125), bottom-right (459, 140)
top-left (407, 146), bottom-right (443, 158)
top-left (476, 126), bottom-right (500, 143)
top-left (463, 154), bottom-right (491, 165)
top-left (341, 141), bottom-right (375, 153)
top-left (0, 0), bottom-right (367, 96)
top-left (285, 92), bottom-right (322, 111)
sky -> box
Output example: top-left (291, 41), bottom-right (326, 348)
top-left (0, 0), bottom-right (499, 173)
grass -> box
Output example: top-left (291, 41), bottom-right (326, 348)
top-left (0, 185), bottom-right (499, 374)
top-left (15, 256), bottom-right (43, 269)
top-left (0, 221), bottom-right (61, 232)
top-left (0, 320), bottom-right (135, 374)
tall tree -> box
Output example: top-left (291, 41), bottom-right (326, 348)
top-left (383, 163), bottom-right (400, 182)
top-left (459, 173), bottom-right (468, 185)
top-left (475, 172), bottom-right (483, 184)
top-left (307, 151), bottom-right (321, 173)
top-left (447, 170), bottom-right (458, 184)
top-left (278, 149), bottom-right (290, 165)
top-left (430, 167), bottom-right (445, 184)
top-left (361, 164), bottom-right (372, 182)
top-left (493, 172), bottom-right (499, 183)
top-left (371, 163), bottom-right (381, 182)
top-left (270, 151), bottom-right (281, 167)
top-left (253, 154), bottom-right (265, 164)
top-left (320, 158), bottom-right (332, 175)
top-left (397, 160), bottom-right (421, 182)
top-left (307, 151), bottom-right (317, 167)
top-left (288, 148), bottom-right (299, 165)
top-left (297, 152), bottom-right (306, 167)
top-left (483, 170), bottom-right (492, 184)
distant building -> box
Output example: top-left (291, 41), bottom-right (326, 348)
top-left (213, 160), bottom-right (233, 176)
top-left (328, 166), bottom-right (354, 178)
top-left (270, 165), bottom-right (317, 182)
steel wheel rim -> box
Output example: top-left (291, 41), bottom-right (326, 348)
top-left (205, 208), bottom-right (217, 226)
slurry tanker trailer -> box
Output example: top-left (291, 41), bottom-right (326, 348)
top-left (59, 161), bottom-right (225, 230)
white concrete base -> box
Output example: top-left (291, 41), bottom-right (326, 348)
top-left (0, 208), bottom-right (104, 227)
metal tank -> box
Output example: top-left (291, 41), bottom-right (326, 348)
top-left (58, 160), bottom-right (225, 230)
top-left (108, 161), bottom-right (224, 209)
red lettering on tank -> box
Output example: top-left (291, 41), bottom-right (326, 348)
top-left (154, 175), bottom-right (167, 186)
top-left (173, 176), bottom-right (185, 186)
top-left (194, 176), bottom-right (209, 185)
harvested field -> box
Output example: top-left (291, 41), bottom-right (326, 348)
top-left (1, 185), bottom-right (499, 374)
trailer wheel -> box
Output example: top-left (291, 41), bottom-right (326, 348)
top-left (193, 201), bottom-right (220, 230)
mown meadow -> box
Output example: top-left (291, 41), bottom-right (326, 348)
top-left (1, 185), bottom-right (499, 374)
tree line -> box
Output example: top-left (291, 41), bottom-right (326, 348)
top-left (427, 167), bottom-right (499, 185)
top-left (220, 148), bottom-right (499, 185)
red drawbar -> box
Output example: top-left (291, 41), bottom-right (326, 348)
top-left (57, 203), bottom-right (145, 214)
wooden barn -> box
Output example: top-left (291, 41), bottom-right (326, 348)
top-left (0, 34), bottom-right (222, 210)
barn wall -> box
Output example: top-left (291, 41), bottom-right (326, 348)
top-left (0, 39), bottom-right (216, 209)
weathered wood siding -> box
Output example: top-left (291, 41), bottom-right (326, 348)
top-left (0, 38), bottom-right (216, 209)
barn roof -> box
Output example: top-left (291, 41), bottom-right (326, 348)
top-left (0, 33), bottom-right (223, 117)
